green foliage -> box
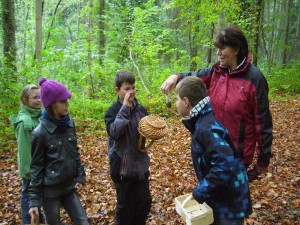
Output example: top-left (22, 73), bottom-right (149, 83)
top-left (266, 62), bottom-right (300, 98)
top-left (1, 0), bottom-right (299, 154)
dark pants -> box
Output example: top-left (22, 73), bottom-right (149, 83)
top-left (21, 179), bottom-right (44, 225)
top-left (212, 217), bottom-right (244, 225)
top-left (42, 192), bottom-right (88, 225)
top-left (21, 179), bottom-right (31, 224)
top-left (114, 178), bottom-right (152, 225)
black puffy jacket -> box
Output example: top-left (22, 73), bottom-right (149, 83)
top-left (29, 119), bottom-right (85, 208)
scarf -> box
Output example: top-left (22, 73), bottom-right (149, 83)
top-left (42, 109), bottom-right (70, 131)
top-left (21, 106), bottom-right (41, 119)
top-left (190, 96), bottom-right (210, 118)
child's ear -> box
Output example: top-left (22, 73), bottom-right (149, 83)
top-left (183, 97), bottom-right (190, 107)
top-left (114, 87), bottom-right (120, 93)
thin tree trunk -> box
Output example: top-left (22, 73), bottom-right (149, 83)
top-left (190, 16), bottom-right (200, 71)
top-left (35, 0), bottom-right (43, 61)
top-left (296, 2), bottom-right (300, 60)
top-left (2, 0), bottom-right (17, 72)
top-left (260, 1), bottom-right (271, 73)
top-left (270, 0), bottom-right (276, 65)
top-left (99, 0), bottom-right (105, 65)
top-left (77, 2), bottom-right (81, 33)
top-left (207, 23), bottom-right (215, 66)
top-left (275, 0), bottom-right (283, 65)
top-left (23, 4), bottom-right (30, 60)
top-left (252, 0), bottom-right (263, 67)
top-left (44, 0), bottom-right (62, 49)
top-left (88, 0), bottom-right (92, 70)
top-left (282, 0), bottom-right (292, 67)
top-left (88, 0), bottom-right (95, 96)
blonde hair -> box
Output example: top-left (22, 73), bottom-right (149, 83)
top-left (20, 84), bottom-right (39, 106)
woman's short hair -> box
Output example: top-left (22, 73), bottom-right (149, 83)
top-left (175, 76), bottom-right (207, 107)
top-left (213, 25), bottom-right (249, 65)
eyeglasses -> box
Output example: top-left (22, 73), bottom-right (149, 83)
top-left (29, 96), bottom-right (41, 100)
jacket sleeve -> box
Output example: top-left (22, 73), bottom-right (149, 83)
top-left (192, 129), bottom-right (235, 204)
top-left (73, 124), bottom-right (86, 185)
top-left (179, 67), bottom-right (213, 89)
top-left (15, 122), bottom-right (32, 179)
top-left (252, 73), bottom-right (273, 167)
top-left (104, 104), bottom-right (131, 139)
top-left (29, 129), bottom-right (45, 208)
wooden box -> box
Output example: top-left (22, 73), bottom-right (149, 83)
top-left (175, 194), bottom-right (214, 225)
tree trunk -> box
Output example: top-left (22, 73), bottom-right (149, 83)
top-left (88, 0), bottom-right (95, 96)
top-left (275, 0), bottom-right (283, 65)
top-left (207, 23), bottom-right (215, 66)
top-left (189, 16), bottom-right (200, 71)
top-left (252, 0), bottom-right (263, 66)
top-left (282, 0), bottom-right (292, 67)
top-left (270, 0), bottom-right (277, 65)
top-left (44, 0), bottom-right (62, 50)
top-left (22, 4), bottom-right (30, 60)
top-left (2, 0), bottom-right (17, 72)
top-left (99, 0), bottom-right (105, 65)
top-left (35, 0), bottom-right (43, 61)
top-left (260, 1), bottom-right (271, 73)
top-left (296, 1), bottom-right (300, 60)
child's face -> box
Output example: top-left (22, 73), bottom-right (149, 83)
top-left (53, 100), bottom-right (69, 118)
top-left (115, 82), bottom-right (136, 103)
top-left (176, 94), bottom-right (190, 118)
top-left (27, 89), bottom-right (42, 109)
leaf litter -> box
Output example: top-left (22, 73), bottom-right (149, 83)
top-left (0, 99), bottom-right (299, 225)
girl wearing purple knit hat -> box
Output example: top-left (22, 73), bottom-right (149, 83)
top-left (29, 78), bottom-right (88, 225)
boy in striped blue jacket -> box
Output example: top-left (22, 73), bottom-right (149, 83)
top-left (175, 76), bottom-right (252, 225)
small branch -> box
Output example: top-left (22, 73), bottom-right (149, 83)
top-left (129, 47), bottom-right (149, 92)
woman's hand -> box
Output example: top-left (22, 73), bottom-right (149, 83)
top-left (161, 74), bottom-right (179, 94)
top-left (75, 182), bottom-right (83, 192)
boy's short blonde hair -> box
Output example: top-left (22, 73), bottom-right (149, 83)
top-left (175, 76), bottom-right (207, 107)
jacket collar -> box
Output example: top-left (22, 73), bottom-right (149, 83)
top-left (190, 96), bottom-right (210, 118)
top-left (182, 100), bottom-right (213, 133)
top-left (214, 53), bottom-right (252, 75)
top-left (41, 118), bottom-right (74, 133)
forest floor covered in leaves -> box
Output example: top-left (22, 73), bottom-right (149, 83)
top-left (0, 99), bottom-right (299, 225)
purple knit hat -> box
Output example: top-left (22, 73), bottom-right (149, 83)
top-left (38, 77), bottom-right (72, 108)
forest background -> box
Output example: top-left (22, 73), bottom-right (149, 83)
top-left (1, 0), bottom-right (300, 148)
top-left (0, 0), bottom-right (300, 224)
